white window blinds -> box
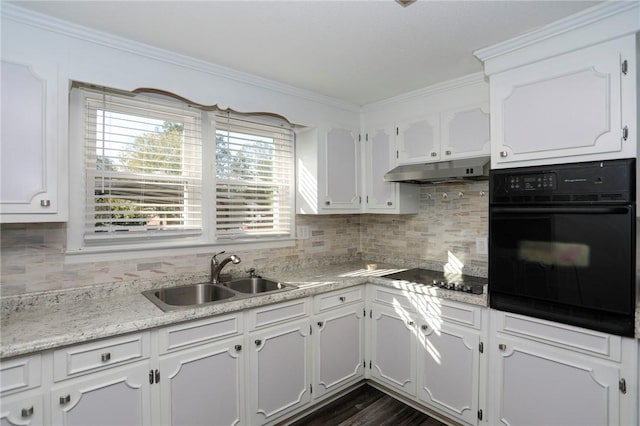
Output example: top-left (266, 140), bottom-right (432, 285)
top-left (78, 86), bottom-right (203, 243)
top-left (215, 111), bottom-right (294, 240)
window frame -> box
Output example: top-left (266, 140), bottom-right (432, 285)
top-left (67, 85), bottom-right (296, 259)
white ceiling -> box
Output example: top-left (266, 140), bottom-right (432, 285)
top-left (10, 0), bottom-right (602, 105)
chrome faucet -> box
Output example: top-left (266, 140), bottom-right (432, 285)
top-left (210, 251), bottom-right (241, 284)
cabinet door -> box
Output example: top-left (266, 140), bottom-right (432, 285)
top-left (321, 127), bottom-right (360, 212)
top-left (313, 304), bottom-right (365, 398)
top-left (492, 40), bottom-right (628, 165)
top-left (418, 322), bottom-right (480, 425)
top-left (1, 394), bottom-right (43, 426)
top-left (0, 58), bottom-right (62, 220)
top-left (51, 362), bottom-right (151, 426)
top-left (491, 336), bottom-right (621, 426)
top-left (158, 337), bottom-right (243, 426)
top-left (364, 127), bottom-right (397, 211)
top-left (396, 114), bottom-right (440, 165)
top-left (248, 319), bottom-right (311, 424)
top-left (369, 303), bottom-right (417, 396)
top-left (440, 104), bottom-right (490, 160)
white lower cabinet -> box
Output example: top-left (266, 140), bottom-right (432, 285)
top-left (418, 322), bottom-right (481, 425)
top-left (158, 336), bottom-right (244, 426)
top-left (369, 301), bottom-right (418, 396)
top-left (312, 288), bottom-right (365, 398)
top-left (367, 286), bottom-right (486, 426)
top-left (6, 288), bottom-right (639, 426)
top-left (0, 393), bottom-right (44, 426)
top-left (489, 310), bottom-right (638, 426)
top-left (247, 319), bottom-right (311, 425)
top-left (50, 361), bottom-right (152, 426)
top-left (244, 298), bottom-right (312, 425)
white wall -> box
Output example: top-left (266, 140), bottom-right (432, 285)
top-left (1, 5), bottom-right (360, 129)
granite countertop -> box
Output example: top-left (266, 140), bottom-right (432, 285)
top-left (0, 262), bottom-right (488, 359)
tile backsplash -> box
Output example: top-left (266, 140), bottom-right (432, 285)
top-left (1, 182), bottom-right (488, 296)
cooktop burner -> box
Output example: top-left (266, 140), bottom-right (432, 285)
top-left (382, 268), bottom-right (486, 295)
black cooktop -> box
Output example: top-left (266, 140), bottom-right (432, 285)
top-left (382, 268), bottom-right (486, 295)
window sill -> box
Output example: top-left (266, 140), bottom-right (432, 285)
top-left (64, 238), bottom-right (296, 264)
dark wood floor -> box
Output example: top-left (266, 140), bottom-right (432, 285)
top-left (289, 384), bottom-right (448, 426)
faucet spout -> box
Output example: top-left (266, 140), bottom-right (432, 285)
top-left (211, 253), bottom-right (241, 284)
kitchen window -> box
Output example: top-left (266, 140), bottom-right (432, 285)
top-left (67, 84), bottom-right (294, 255)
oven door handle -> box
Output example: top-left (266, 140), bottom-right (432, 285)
top-left (491, 206), bottom-right (631, 215)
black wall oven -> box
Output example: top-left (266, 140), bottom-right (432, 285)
top-left (489, 159), bottom-right (636, 337)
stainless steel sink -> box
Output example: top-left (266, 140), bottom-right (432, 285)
top-left (143, 276), bottom-right (296, 311)
top-left (143, 283), bottom-right (236, 311)
top-left (222, 277), bottom-right (293, 294)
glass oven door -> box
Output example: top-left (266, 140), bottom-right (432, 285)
top-left (489, 205), bottom-right (635, 335)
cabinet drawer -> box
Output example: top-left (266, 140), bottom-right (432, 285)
top-left (158, 313), bottom-right (242, 354)
top-left (427, 299), bottom-right (482, 330)
top-left (247, 299), bottom-right (309, 330)
top-left (314, 287), bottom-right (364, 313)
top-left (369, 286), bottom-right (416, 311)
top-left (0, 354), bottom-right (41, 395)
top-left (53, 332), bottom-right (150, 381)
top-left (494, 311), bottom-right (622, 361)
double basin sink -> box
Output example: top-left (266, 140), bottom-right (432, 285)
top-left (143, 277), bottom-right (295, 312)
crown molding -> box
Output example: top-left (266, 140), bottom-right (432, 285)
top-left (474, 1), bottom-right (640, 63)
top-left (1, 3), bottom-right (360, 113)
top-left (362, 72), bottom-right (486, 110)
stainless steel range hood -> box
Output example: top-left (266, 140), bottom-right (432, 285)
top-left (384, 156), bottom-right (490, 184)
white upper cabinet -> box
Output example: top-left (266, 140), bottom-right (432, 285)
top-left (0, 54), bottom-right (67, 222)
top-left (440, 103), bottom-right (490, 160)
top-left (396, 105), bottom-right (490, 166)
top-left (363, 126), bottom-right (419, 214)
top-left (396, 114), bottom-right (441, 164)
top-left (295, 126), bottom-right (361, 214)
top-left (475, 2), bottom-right (639, 169)
top-left (490, 38), bottom-right (633, 166)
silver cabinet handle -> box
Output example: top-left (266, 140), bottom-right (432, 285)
top-left (234, 344), bottom-right (242, 352)
top-left (500, 151), bottom-right (508, 158)
top-left (40, 199), bottom-right (51, 207)
top-left (421, 324), bottom-right (428, 330)
top-left (339, 296), bottom-right (346, 302)
top-left (101, 352), bottom-right (111, 362)
top-left (445, 150), bottom-right (452, 156)
top-left (254, 339), bottom-right (262, 346)
top-left (21, 406), bottom-right (34, 418)
top-left (430, 152), bottom-right (437, 157)
top-left (407, 321), bottom-right (414, 326)
top-left (325, 201), bottom-right (331, 205)
top-left (317, 321), bottom-right (323, 327)
top-left (387, 201), bottom-right (393, 206)
top-left (60, 395), bottom-right (71, 405)
top-left (498, 344), bottom-right (507, 351)
top-left (622, 126), bottom-right (629, 141)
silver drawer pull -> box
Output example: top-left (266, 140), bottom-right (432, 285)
top-left (60, 395), bottom-right (71, 405)
top-left (21, 406), bottom-right (34, 418)
top-left (407, 321), bottom-right (414, 326)
top-left (500, 151), bottom-right (508, 158)
top-left (421, 324), bottom-right (428, 330)
top-left (339, 296), bottom-right (346, 302)
top-left (101, 352), bottom-right (111, 362)
top-left (430, 152), bottom-right (437, 157)
top-left (498, 344), bottom-right (507, 351)
top-left (445, 150), bottom-right (452, 155)
top-left (40, 199), bottom-right (51, 207)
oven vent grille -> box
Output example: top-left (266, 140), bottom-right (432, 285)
top-left (573, 194), bottom-right (599, 202)
top-left (600, 193), bottom-right (624, 201)
top-left (534, 195), bottom-right (551, 202)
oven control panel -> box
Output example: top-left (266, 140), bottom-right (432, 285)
top-left (508, 173), bottom-right (557, 191)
